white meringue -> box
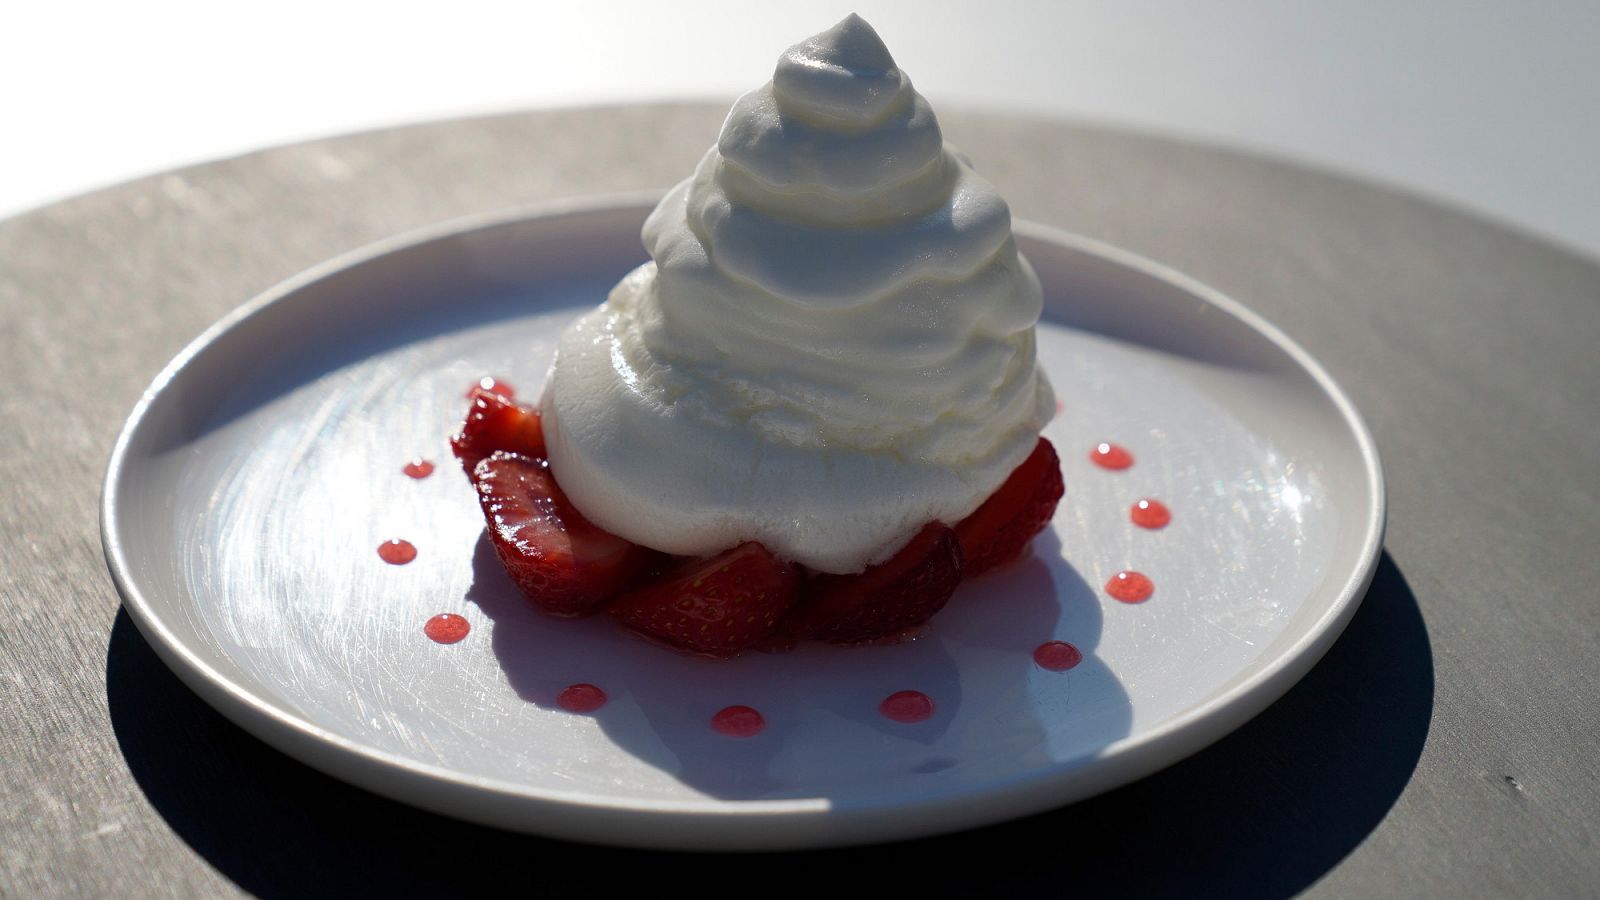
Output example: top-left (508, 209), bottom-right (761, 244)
top-left (542, 14), bottom-right (1054, 573)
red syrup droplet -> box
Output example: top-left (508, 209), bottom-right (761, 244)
top-left (1054, 398), bottom-right (1065, 419)
top-left (1105, 570), bottom-right (1154, 603)
top-left (557, 683), bottom-right (608, 713)
top-left (402, 458), bottom-right (435, 479)
top-left (1089, 442), bottom-right (1134, 470)
top-left (711, 705), bottom-right (766, 738)
top-left (378, 539), bottom-right (417, 565)
top-left (423, 613), bottom-right (469, 644)
top-left (879, 690), bottom-right (935, 723)
top-left (1034, 640), bottom-right (1084, 671)
top-left (469, 376), bottom-right (514, 399)
top-left (1131, 498), bottom-right (1171, 529)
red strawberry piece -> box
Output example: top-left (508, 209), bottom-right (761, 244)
top-left (473, 451), bottom-right (654, 616)
top-left (955, 437), bottom-right (1064, 576)
top-left (609, 542), bottom-right (801, 657)
top-left (450, 387), bottom-right (546, 474)
top-left (782, 522), bottom-right (963, 645)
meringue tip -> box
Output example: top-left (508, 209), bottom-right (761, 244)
top-left (809, 13), bottom-right (897, 74)
top-left (773, 13), bottom-right (907, 127)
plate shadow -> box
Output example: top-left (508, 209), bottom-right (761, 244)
top-left (106, 552), bottom-right (1427, 897)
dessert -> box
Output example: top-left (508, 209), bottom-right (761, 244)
top-left (455, 15), bottom-right (1062, 655)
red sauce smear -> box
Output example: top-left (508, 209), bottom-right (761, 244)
top-left (423, 613), bottom-right (469, 644)
top-left (711, 705), bottom-right (766, 738)
top-left (557, 683), bottom-right (608, 713)
top-left (879, 690), bottom-right (935, 723)
top-left (1033, 640), bottom-right (1084, 671)
top-left (402, 458), bottom-right (435, 479)
top-left (378, 539), bottom-right (417, 565)
top-left (1105, 570), bottom-right (1154, 603)
top-left (469, 376), bottom-right (515, 399)
top-left (1131, 498), bottom-right (1171, 529)
top-left (1089, 442), bottom-right (1134, 470)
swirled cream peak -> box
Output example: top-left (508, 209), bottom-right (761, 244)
top-left (541, 14), bottom-right (1055, 573)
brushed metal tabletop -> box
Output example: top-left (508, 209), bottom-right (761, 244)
top-left (2, 103), bottom-right (1596, 897)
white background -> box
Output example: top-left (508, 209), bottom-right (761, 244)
top-left (5, 1), bottom-right (1598, 258)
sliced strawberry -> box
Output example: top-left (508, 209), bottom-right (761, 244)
top-left (782, 523), bottom-right (963, 645)
top-left (955, 437), bottom-right (1064, 576)
top-left (608, 542), bottom-right (801, 657)
top-left (450, 387), bottom-right (546, 474)
top-left (473, 451), bottom-right (655, 616)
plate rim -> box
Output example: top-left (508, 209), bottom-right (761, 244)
top-left (100, 193), bottom-right (1386, 848)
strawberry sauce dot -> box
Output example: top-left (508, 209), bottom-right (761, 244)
top-left (711, 705), bottom-right (766, 738)
top-left (423, 613), bottom-right (469, 644)
top-left (470, 376), bottom-right (514, 399)
top-left (402, 458), bottom-right (435, 479)
top-left (1033, 640), bottom-right (1084, 671)
top-left (557, 684), bottom-right (608, 713)
top-left (1131, 498), bottom-right (1171, 529)
top-left (1090, 442), bottom-right (1134, 470)
top-left (378, 539), bottom-right (417, 565)
top-left (879, 690), bottom-right (935, 723)
top-left (1105, 570), bottom-right (1155, 603)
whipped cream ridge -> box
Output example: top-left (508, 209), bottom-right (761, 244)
top-left (541, 14), bottom-right (1055, 574)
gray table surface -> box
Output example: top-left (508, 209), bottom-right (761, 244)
top-left (2, 104), bottom-right (1597, 898)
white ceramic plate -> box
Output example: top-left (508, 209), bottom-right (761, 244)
top-left (102, 196), bottom-right (1384, 850)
